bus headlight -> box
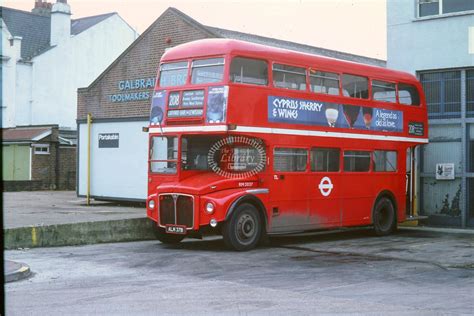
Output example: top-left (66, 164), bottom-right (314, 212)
top-left (205, 202), bottom-right (215, 214)
top-left (148, 200), bottom-right (155, 210)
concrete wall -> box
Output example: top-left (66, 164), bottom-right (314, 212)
top-left (387, 0), bottom-right (474, 73)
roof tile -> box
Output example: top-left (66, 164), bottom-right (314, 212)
top-left (0, 7), bottom-right (115, 60)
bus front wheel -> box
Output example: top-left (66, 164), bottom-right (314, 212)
top-left (373, 197), bottom-right (396, 236)
top-left (222, 203), bottom-right (262, 251)
top-left (154, 227), bottom-right (185, 244)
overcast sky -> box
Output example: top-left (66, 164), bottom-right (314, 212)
top-left (4, 0), bottom-right (387, 59)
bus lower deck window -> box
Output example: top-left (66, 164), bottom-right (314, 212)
top-left (311, 148), bottom-right (340, 172)
top-left (274, 148), bottom-right (308, 172)
top-left (230, 57), bottom-right (268, 85)
top-left (373, 150), bottom-right (397, 172)
top-left (150, 136), bottom-right (178, 173)
top-left (343, 150), bottom-right (371, 172)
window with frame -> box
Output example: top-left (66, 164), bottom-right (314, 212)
top-left (343, 150), bottom-right (371, 172)
top-left (310, 148), bottom-right (340, 172)
top-left (418, 0), bottom-right (474, 17)
top-left (191, 58), bottom-right (225, 84)
top-left (150, 136), bottom-right (178, 173)
top-left (34, 145), bottom-right (50, 155)
top-left (230, 57), bottom-right (268, 85)
top-left (373, 150), bottom-right (397, 172)
top-left (309, 70), bottom-right (340, 95)
top-left (420, 71), bottom-right (461, 118)
top-left (419, 0), bottom-right (440, 17)
top-left (467, 70), bottom-right (474, 117)
top-left (398, 83), bottom-right (420, 106)
top-left (342, 74), bottom-right (369, 99)
top-left (273, 148), bottom-right (308, 172)
top-left (372, 80), bottom-right (396, 103)
top-left (159, 61), bottom-right (188, 87)
top-left (272, 64), bottom-right (307, 91)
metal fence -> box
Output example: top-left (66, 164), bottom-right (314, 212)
top-left (418, 69), bottom-right (474, 228)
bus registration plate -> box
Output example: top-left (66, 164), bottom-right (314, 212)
top-left (166, 225), bottom-right (186, 234)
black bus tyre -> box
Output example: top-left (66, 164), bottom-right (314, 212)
top-left (222, 203), bottom-right (262, 251)
top-left (154, 227), bottom-right (185, 244)
top-left (373, 197), bottom-right (396, 236)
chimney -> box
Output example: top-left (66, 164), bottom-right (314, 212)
top-left (50, 0), bottom-right (71, 46)
top-left (32, 0), bottom-right (52, 16)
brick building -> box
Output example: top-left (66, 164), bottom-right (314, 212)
top-left (77, 7), bottom-right (385, 201)
top-left (2, 125), bottom-right (76, 191)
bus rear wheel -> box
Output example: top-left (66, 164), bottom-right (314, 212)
top-left (153, 227), bottom-right (185, 244)
top-left (222, 203), bottom-right (262, 251)
top-left (373, 197), bottom-right (396, 236)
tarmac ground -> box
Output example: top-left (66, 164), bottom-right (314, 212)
top-left (5, 229), bottom-right (474, 315)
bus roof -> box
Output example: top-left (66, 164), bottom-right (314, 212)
top-left (161, 39), bottom-right (418, 84)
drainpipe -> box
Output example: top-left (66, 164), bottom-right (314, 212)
top-left (87, 113), bottom-right (92, 206)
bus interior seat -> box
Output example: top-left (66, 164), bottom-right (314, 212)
top-left (194, 154), bottom-right (208, 170)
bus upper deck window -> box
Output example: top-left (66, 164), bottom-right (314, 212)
top-left (230, 57), bottom-right (268, 85)
top-left (342, 74), bottom-right (369, 99)
top-left (273, 64), bottom-right (307, 91)
top-left (398, 83), bottom-right (420, 106)
top-left (191, 58), bottom-right (225, 84)
top-left (159, 61), bottom-right (188, 87)
top-left (372, 80), bottom-right (396, 103)
top-left (309, 70), bottom-right (340, 95)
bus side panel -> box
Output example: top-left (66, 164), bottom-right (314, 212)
top-left (341, 173), bottom-right (374, 226)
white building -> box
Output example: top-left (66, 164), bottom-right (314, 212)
top-left (1, 0), bottom-right (138, 129)
top-left (387, 0), bottom-right (474, 228)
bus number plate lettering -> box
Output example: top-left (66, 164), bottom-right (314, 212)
top-left (166, 225), bottom-right (186, 234)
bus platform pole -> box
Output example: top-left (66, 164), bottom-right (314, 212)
top-left (86, 113), bottom-right (92, 206)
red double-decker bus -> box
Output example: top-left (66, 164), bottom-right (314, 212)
top-left (146, 39), bottom-right (428, 251)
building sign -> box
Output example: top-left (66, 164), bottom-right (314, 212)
top-left (268, 96), bottom-right (403, 132)
top-left (98, 133), bottom-right (119, 148)
top-left (436, 163), bottom-right (455, 180)
top-left (108, 77), bottom-right (156, 103)
top-left (408, 121), bottom-right (424, 136)
top-left (206, 86), bottom-right (228, 123)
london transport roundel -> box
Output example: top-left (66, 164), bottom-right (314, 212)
top-left (318, 177), bottom-right (333, 197)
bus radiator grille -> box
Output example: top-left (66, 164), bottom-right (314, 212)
top-left (159, 195), bottom-right (175, 225)
top-left (159, 194), bottom-right (194, 228)
top-left (176, 195), bottom-right (194, 227)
